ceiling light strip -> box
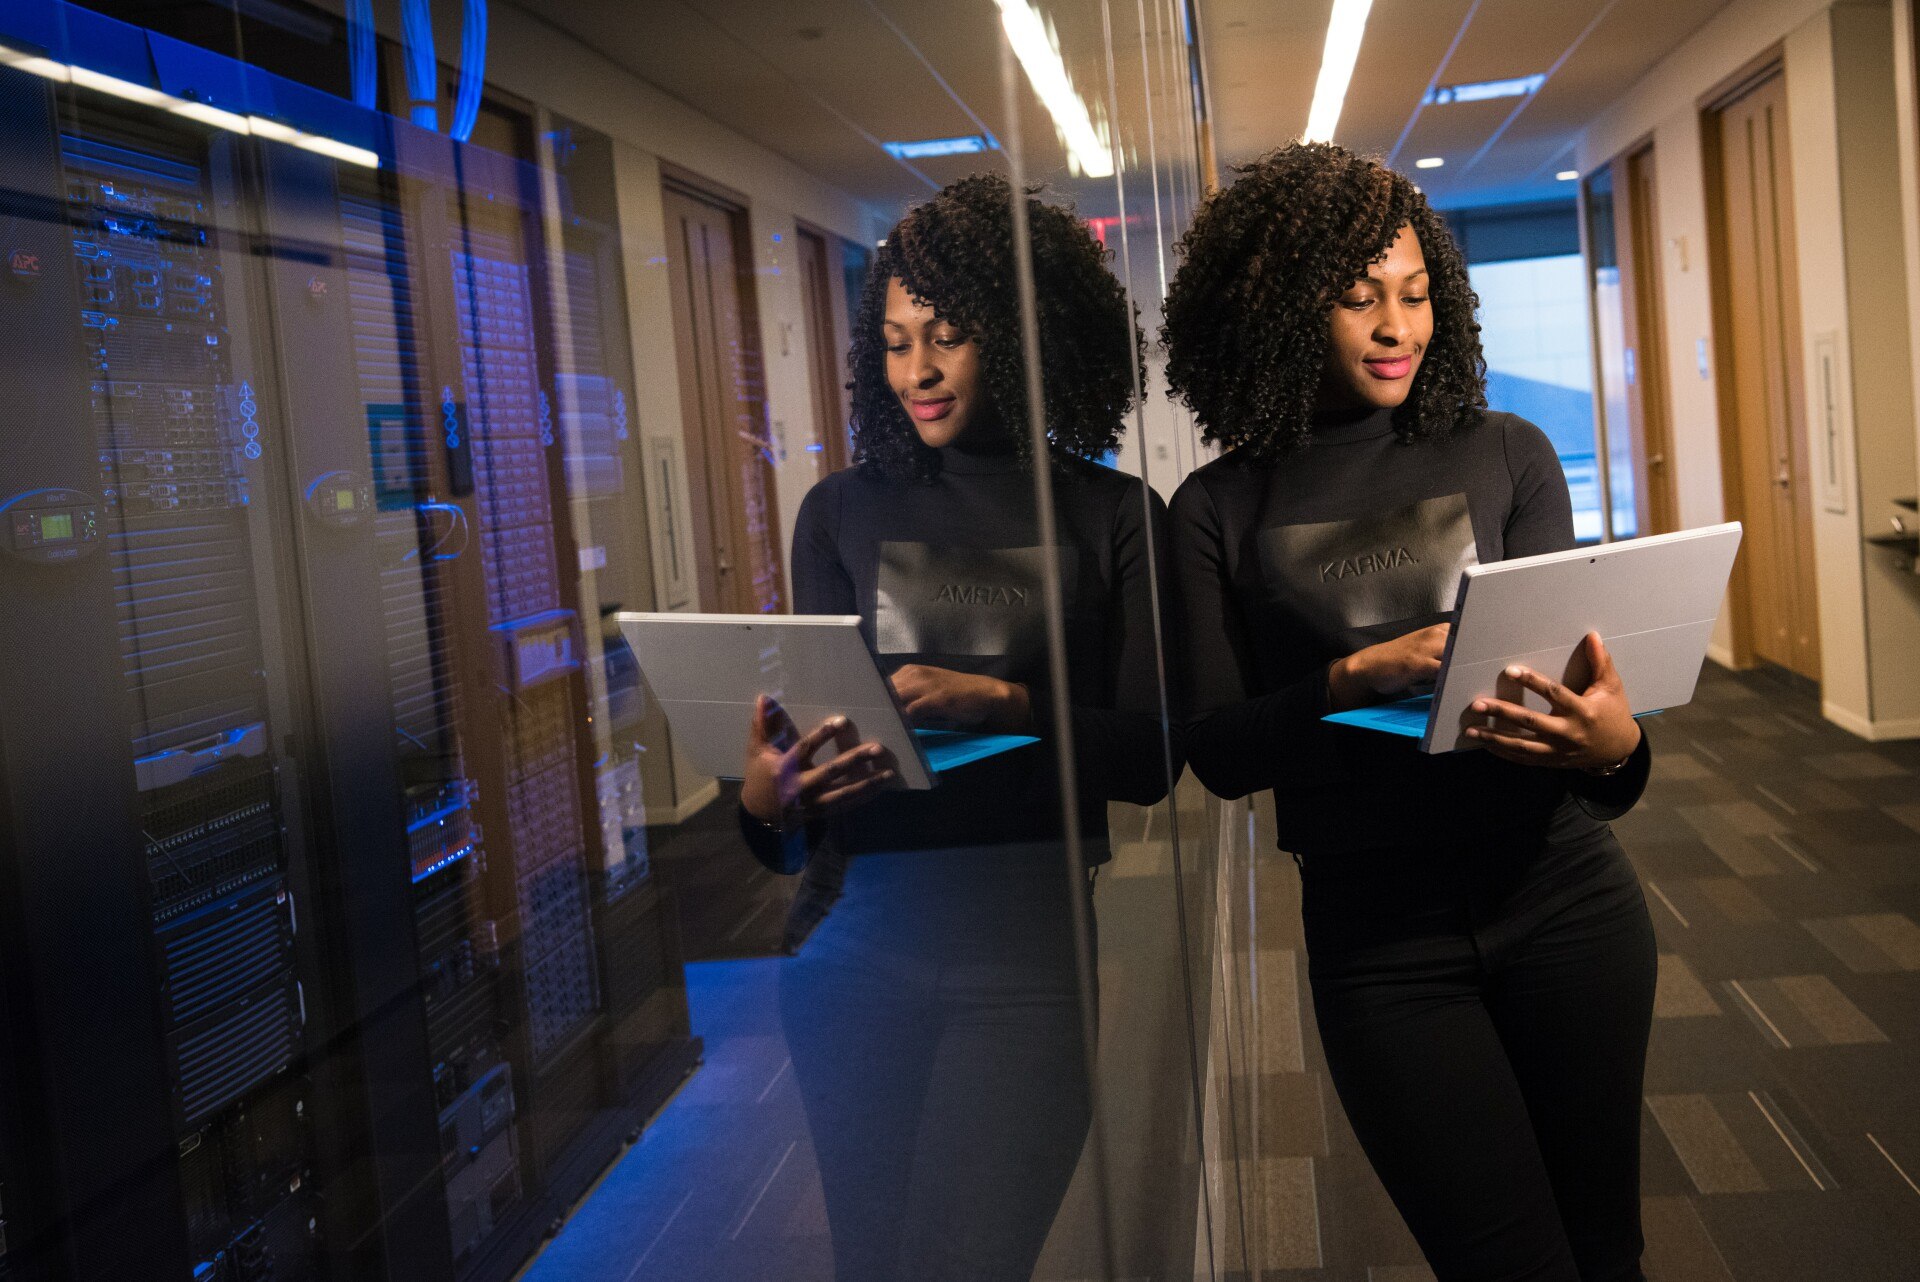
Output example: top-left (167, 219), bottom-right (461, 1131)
top-left (1453, 0), bottom-right (1620, 178)
top-left (994, 0), bottom-right (1114, 178)
top-left (0, 44), bottom-right (377, 167)
top-left (1302, 0), bottom-right (1373, 145)
top-left (861, 0), bottom-right (1000, 149)
top-left (1385, 0), bottom-right (1483, 168)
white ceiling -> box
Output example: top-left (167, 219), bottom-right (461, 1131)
top-left (1202, 0), bottom-right (1738, 207)
top-left (510, 0), bottom-right (1738, 217)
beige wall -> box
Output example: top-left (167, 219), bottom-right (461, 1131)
top-left (1578, 0), bottom-right (1920, 739)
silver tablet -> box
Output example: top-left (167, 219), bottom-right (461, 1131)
top-left (615, 612), bottom-right (937, 789)
top-left (1423, 522), bottom-right (1744, 754)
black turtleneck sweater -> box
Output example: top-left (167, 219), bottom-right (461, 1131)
top-left (1169, 408), bottom-right (1649, 860)
top-left (743, 444), bottom-right (1173, 872)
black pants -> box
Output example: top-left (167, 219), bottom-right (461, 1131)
top-left (1301, 813), bottom-right (1657, 1282)
top-left (780, 844), bottom-right (1095, 1282)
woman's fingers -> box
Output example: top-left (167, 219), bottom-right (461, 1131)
top-left (1472, 697), bottom-right (1551, 737)
top-left (811, 768), bottom-right (897, 812)
top-left (798, 743), bottom-right (887, 797)
top-left (1503, 664), bottom-right (1574, 710)
top-left (1468, 726), bottom-right (1558, 760)
top-left (786, 714), bottom-right (852, 766)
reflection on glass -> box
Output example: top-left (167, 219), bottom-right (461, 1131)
top-left (0, 1), bottom-right (1218, 1279)
top-left (733, 174), bottom-right (1167, 1281)
top-left (1470, 254), bottom-right (1604, 541)
top-left (1585, 164), bottom-right (1638, 540)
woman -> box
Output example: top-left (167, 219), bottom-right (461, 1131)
top-left (1163, 142), bottom-right (1655, 1282)
top-left (736, 174), bottom-right (1172, 1282)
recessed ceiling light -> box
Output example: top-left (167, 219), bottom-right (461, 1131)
top-left (882, 135), bottom-right (996, 160)
top-left (1423, 73), bottom-right (1546, 106)
top-left (1557, 169), bottom-right (1579, 181)
top-left (1415, 156), bottom-right (1444, 169)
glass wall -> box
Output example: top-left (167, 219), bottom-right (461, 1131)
top-left (1583, 165), bottom-right (1641, 541)
top-left (0, 3), bottom-right (1227, 1281)
top-left (1470, 253), bottom-right (1605, 540)
top-left (1450, 200), bottom-right (1609, 542)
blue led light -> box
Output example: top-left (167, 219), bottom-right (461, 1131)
top-left (410, 842), bottom-right (476, 883)
top-left (442, 385), bottom-right (461, 450)
top-left (539, 387), bottom-right (555, 447)
top-left (882, 135), bottom-right (996, 160)
top-left (612, 387), bottom-right (629, 441)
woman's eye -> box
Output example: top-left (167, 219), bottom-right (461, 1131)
top-left (935, 337), bottom-right (964, 349)
top-left (1341, 298), bottom-right (1371, 310)
top-left (1404, 295), bottom-right (1429, 306)
top-left (884, 343), bottom-right (909, 355)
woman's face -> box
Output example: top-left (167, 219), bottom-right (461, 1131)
top-left (883, 277), bottom-right (995, 450)
top-left (1320, 223), bottom-right (1433, 412)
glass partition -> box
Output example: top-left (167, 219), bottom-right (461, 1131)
top-left (0, 3), bottom-right (1226, 1281)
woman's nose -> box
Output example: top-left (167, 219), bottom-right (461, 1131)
top-left (906, 346), bottom-right (940, 385)
top-left (1374, 303), bottom-right (1411, 345)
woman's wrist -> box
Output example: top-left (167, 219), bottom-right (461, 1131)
top-left (1326, 655), bottom-right (1365, 712)
top-left (1582, 723), bottom-right (1643, 776)
top-left (740, 783), bottom-right (792, 829)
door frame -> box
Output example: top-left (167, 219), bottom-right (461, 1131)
top-left (659, 169), bottom-right (786, 615)
top-left (1700, 51), bottom-right (1785, 670)
top-left (1618, 142), bottom-right (1678, 536)
top-left (795, 222), bottom-right (854, 474)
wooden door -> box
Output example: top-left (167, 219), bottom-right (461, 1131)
top-left (1709, 71), bottom-right (1821, 678)
top-left (1619, 144), bottom-right (1678, 535)
top-left (796, 226), bottom-right (852, 475)
top-left (661, 183), bottom-right (784, 614)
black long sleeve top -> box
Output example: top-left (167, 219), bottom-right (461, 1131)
top-left (742, 443), bottom-right (1175, 876)
top-left (1169, 408), bottom-right (1650, 859)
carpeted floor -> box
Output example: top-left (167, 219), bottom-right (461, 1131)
top-left (1239, 662), bottom-right (1920, 1281)
top-left (522, 662), bottom-right (1920, 1281)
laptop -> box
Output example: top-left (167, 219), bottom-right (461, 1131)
top-left (1324, 522), bottom-right (1743, 753)
top-left (615, 612), bottom-right (1038, 788)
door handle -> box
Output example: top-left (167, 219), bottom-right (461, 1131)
top-left (1649, 454), bottom-right (1666, 468)
top-left (1775, 469), bottom-right (1791, 489)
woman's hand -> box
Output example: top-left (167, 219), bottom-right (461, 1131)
top-left (1464, 631), bottom-right (1642, 771)
top-left (1328, 623), bottom-right (1451, 710)
top-left (888, 664), bottom-right (1032, 732)
top-left (741, 695), bottom-right (896, 826)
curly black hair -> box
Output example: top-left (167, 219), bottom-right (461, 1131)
top-left (848, 173), bottom-right (1141, 482)
top-left (1161, 142), bottom-right (1485, 461)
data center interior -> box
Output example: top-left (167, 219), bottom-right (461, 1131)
top-left (0, 6), bottom-right (702, 1279)
top-left (3, 1), bottom-right (1920, 1281)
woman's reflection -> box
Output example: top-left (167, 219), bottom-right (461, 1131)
top-left (735, 173), bottom-right (1171, 1282)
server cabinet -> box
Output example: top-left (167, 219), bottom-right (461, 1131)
top-left (0, 72), bottom-right (321, 1281)
top-left (0, 19), bottom-right (697, 1281)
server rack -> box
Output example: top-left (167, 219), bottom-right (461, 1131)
top-left (0, 16), bottom-right (697, 1280)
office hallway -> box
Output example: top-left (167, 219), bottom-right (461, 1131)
top-left (1233, 663), bottom-right (1920, 1281)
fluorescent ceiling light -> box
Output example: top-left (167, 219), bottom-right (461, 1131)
top-left (1415, 156), bottom-right (1444, 169)
top-left (293, 133), bottom-right (380, 169)
top-left (1303, 0), bottom-right (1373, 144)
top-left (883, 135), bottom-right (995, 160)
top-left (1423, 73), bottom-right (1546, 106)
top-left (70, 66), bottom-right (171, 107)
top-left (0, 43), bottom-right (71, 81)
top-left (170, 100), bottom-right (251, 134)
top-left (246, 115), bottom-right (304, 144)
top-left (1557, 169), bottom-right (1579, 181)
top-left (5, 45), bottom-right (378, 169)
top-left (994, 0), bottom-right (1113, 178)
